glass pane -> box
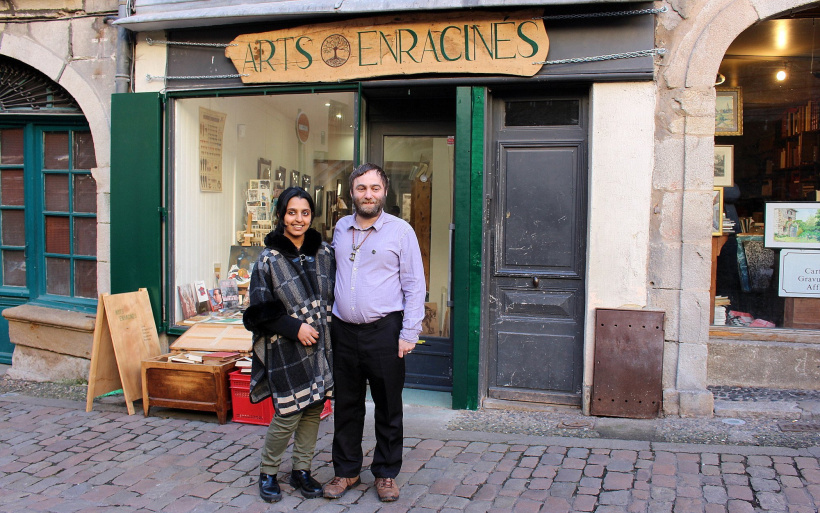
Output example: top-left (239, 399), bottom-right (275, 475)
top-left (2, 210), bottom-right (25, 246)
top-left (45, 216), bottom-right (70, 254)
top-left (2, 250), bottom-right (25, 286)
top-left (383, 135), bottom-right (454, 337)
top-left (45, 174), bottom-right (69, 212)
top-left (73, 131), bottom-right (96, 169)
top-left (73, 217), bottom-right (96, 256)
top-left (74, 259), bottom-right (97, 299)
top-left (505, 100), bottom-right (580, 126)
top-left (0, 129), bottom-right (24, 165)
top-left (46, 257), bottom-right (70, 295)
top-left (73, 174), bottom-right (96, 213)
top-left (1, 169), bottom-right (24, 206)
top-left (43, 132), bottom-right (69, 169)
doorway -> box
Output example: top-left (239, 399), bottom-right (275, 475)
top-left (365, 88), bottom-right (456, 391)
top-left (486, 91), bottom-right (589, 406)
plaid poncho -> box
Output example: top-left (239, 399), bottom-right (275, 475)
top-left (242, 229), bottom-right (335, 416)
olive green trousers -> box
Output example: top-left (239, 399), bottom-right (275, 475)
top-left (259, 400), bottom-right (324, 475)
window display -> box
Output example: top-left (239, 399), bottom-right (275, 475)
top-left (713, 16), bottom-right (820, 329)
top-left (171, 92), bottom-right (356, 326)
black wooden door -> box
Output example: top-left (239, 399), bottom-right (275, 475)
top-left (487, 93), bottom-right (588, 406)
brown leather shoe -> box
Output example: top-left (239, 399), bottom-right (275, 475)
top-left (375, 477), bottom-right (399, 502)
top-left (322, 476), bottom-right (360, 499)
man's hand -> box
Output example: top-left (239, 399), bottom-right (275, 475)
top-left (298, 323), bottom-right (319, 346)
top-left (398, 339), bottom-right (415, 358)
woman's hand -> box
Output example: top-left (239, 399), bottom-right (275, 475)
top-left (297, 323), bottom-right (319, 346)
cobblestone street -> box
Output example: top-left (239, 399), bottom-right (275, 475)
top-left (0, 392), bottom-right (818, 513)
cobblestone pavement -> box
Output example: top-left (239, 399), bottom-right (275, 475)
top-left (1, 392), bottom-right (819, 513)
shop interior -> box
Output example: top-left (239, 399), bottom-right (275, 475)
top-left (170, 90), bottom-right (454, 340)
top-left (713, 9), bottom-right (820, 329)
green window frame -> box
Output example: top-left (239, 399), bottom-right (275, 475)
top-left (0, 121), bottom-right (98, 311)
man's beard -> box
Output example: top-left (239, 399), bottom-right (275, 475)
top-left (354, 197), bottom-right (385, 219)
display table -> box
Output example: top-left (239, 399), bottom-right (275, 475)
top-left (141, 324), bottom-right (252, 423)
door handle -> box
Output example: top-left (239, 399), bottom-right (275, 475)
top-left (532, 276), bottom-right (539, 288)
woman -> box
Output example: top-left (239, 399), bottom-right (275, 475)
top-left (242, 186), bottom-right (335, 503)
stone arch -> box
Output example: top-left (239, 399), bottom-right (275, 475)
top-left (651, 0), bottom-right (818, 416)
top-left (0, 33), bottom-right (111, 168)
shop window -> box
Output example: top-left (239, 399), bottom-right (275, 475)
top-left (713, 14), bottom-right (820, 329)
top-left (0, 126), bottom-right (97, 304)
top-left (171, 92), bottom-right (356, 326)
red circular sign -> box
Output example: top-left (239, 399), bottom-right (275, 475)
top-left (296, 112), bottom-right (310, 143)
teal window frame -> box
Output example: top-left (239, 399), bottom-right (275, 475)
top-left (0, 118), bottom-right (97, 312)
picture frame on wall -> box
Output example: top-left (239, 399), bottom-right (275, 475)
top-left (715, 87), bottom-right (743, 136)
top-left (764, 202), bottom-right (820, 249)
top-left (712, 187), bottom-right (724, 236)
top-left (301, 174), bottom-right (311, 191)
top-left (257, 158), bottom-right (271, 180)
top-left (290, 170), bottom-right (300, 187)
top-left (314, 185), bottom-right (324, 217)
top-left (714, 145), bottom-right (734, 187)
top-left (274, 166), bottom-right (286, 189)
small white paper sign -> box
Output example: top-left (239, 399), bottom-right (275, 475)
top-left (778, 249), bottom-right (820, 297)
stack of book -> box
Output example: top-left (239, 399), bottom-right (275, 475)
top-left (721, 214), bottom-right (736, 234)
top-left (713, 296), bottom-right (730, 325)
top-left (235, 357), bottom-right (252, 374)
top-left (167, 351), bottom-right (241, 365)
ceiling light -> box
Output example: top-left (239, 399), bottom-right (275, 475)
top-left (325, 103), bottom-right (331, 107)
top-left (776, 69), bottom-right (787, 81)
top-left (336, 113), bottom-right (342, 118)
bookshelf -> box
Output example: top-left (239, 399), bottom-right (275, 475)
top-left (772, 100), bottom-right (820, 201)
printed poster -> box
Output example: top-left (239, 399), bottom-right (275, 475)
top-left (199, 107), bottom-right (227, 192)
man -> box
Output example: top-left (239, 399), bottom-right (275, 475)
top-left (323, 163), bottom-right (425, 503)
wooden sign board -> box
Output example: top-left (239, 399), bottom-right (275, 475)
top-left (86, 289), bottom-right (161, 415)
top-left (226, 9), bottom-right (549, 84)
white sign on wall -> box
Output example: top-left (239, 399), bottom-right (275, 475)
top-left (778, 249), bottom-right (820, 297)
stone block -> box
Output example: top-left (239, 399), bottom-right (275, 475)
top-left (680, 242), bottom-right (711, 291)
top-left (647, 288), bottom-right (679, 341)
top-left (3, 304), bottom-right (95, 359)
top-left (29, 19), bottom-right (71, 58)
top-left (678, 289), bottom-right (710, 344)
top-left (0, 33), bottom-right (65, 79)
top-left (683, 135), bottom-right (716, 190)
top-left (662, 388), bottom-right (680, 416)
top-left (681, 189), bottom-right (713, 242)
top-left (662, 341), bottom-right (679, 390)
top-left (707, 337), bottom-right (820, 390)
top-left (85, 0), bottom-right (118, 14)
top-left (71, 17), bottom-right (116, 60)
top-left (676, 342), bottom-right (709, 389)
top-left (656, 190), bottom-right (683, 241)
top-left (678, 389), bottom-right (714, 418)
top-left (653, 137), bottom-right (685, 190)
top-left (648, 242), bottom-right (682, 290)
top-left (6, 344), bottom-right (90, 382)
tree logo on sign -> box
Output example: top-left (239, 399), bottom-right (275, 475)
top-left (321, 34), bottom-right (351, 67)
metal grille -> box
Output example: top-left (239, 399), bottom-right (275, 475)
top-left (0, 56), bottom-right (80, 113)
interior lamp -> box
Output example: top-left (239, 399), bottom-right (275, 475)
top-left (776, 69), bottom-right (787, 81)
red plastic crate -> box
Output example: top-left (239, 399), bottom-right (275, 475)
top-left (229, 370), bottom-right (273, 425)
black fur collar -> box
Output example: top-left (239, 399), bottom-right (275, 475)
top-left (264, 228), bottom-right (322, 257)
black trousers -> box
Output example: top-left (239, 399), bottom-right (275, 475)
top-left (330, 312), bottom-right (404, 479)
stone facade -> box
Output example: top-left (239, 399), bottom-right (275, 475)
top-left (0, 1), bottom-right (118, 380)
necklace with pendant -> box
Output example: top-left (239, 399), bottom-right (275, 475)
top-left (350, 228), bottom-right (374, 261)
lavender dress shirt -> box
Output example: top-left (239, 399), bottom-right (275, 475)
top-left (331, 211), bottom-right (426, 344)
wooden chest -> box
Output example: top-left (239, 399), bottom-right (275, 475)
top-left (141, 324), bottom-right (252, 424)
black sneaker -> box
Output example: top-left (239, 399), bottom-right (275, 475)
top-left (259, 473), bottom-right (282, 503)
top-left (290, 469), bottom-right (323, 499)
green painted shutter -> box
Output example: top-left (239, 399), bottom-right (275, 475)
top-left (452, 87), bottom-right (484, 410)
top-left (110, 92), bottom-right (163, 330)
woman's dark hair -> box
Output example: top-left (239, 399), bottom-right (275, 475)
top-left (274, 186), bottom-right (315, 234)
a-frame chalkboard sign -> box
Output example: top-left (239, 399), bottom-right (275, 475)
top-left (85, 289), bottom-right (161, 415)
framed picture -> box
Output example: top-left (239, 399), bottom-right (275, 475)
top-left (257, 158), bottom-right (271, 180)
top-left (314, 185), bottom-right (324, 217)
top-left (715, 87), bottom-right (743, 136)
top-left (301, 174), bottom-right (311, 191)
top-left (712, 187), bottom-right (723, 236)
top-left (714, 145), bottom-right (733, 187)
top-left (274, 166), bottom-right (286, 189)
top-left (290, 170), bottom-right (300, 187)
top-left (764, 202), bottom-right (820, 249)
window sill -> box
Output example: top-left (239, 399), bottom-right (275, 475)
top-left (709, 325), bottom-right (820, 345)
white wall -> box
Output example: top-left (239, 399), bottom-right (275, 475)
top-left (584, 82), bottom-right (656, 403)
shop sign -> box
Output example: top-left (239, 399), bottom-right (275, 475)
top-left (778, 249), bottom-right (820, 297)
top-left (296, 111), bottom-right (310, 143)
top-left (225, 10), bottom-right (549, 84)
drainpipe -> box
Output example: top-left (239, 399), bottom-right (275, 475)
top-left (114, 0), bottom-right (132, 94)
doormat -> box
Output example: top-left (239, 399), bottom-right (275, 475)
top-left (778, 421), bottom-right (820, 432)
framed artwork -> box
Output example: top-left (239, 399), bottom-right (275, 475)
top-left (274, 166), bottom-right (286, 189)
top-left (257, 158), bottom-right (272, 180)
top-left (764, 202), bottom-right (820, 249)
top-left (715, 87), bottom-right (743, 136)
top-left (301, 174), bottom-right (311, 191)
top-left (712, 187), bottom-right (723, 236)
top-left (290, 170), bottom-right (300, 187)
top-left (314, 185), bottom-right (324, 217)
top-left (714, 145), bottom-right (734, 187)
